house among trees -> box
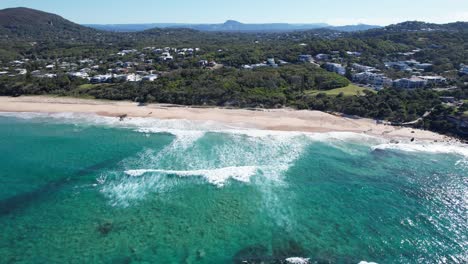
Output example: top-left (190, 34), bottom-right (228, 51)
top-left (298, 55), bottom-right (314, 63)
top-left (393, 76), bottom-right (427, 89)
top-left (324, 63), bottom-right (346, 75)
top-left (353, 72), bottom-right (392, 89)
top-left (460, 64), bottom-right (468, 75)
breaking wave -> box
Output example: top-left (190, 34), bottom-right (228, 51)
top-left (124, 166), bottom-right (258, 187)
top-left (285, 257), bottom-right (311, 264)
top-left (372, 143), bottom-right (468, 158)
top-left (2, 111), bottom-right (467, 206)
top-left (101, 129), bottom-right (308, 207)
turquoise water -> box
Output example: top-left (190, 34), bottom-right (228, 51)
top-left (0, 113), bottom-right (466, 264)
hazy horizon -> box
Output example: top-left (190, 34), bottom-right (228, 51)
top-left (1, 0), bottom-right (467, 26)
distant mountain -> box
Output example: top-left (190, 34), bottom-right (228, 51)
top-left (84, 23), bottom-right (181, 32)
top-left (187, 20), bottom-right (333, 32)
top-left (2, 7), bottom-right (464, 41)
top-left (86, 20), bottom-right (381, 33)
top-left (87, 20), bottom-right (331, 32)
top-left (0, 7), bottom-right (97, 40)
top-left (328, 24), bottom-right (381, 32)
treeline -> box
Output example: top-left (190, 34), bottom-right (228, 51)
top-left (1, 66), bottom-right (467, 138)
top-left (0, 65), bottom-right (349, 106)
top-left (300, 89), bottom-right (467, 138)
top-left (300, 89), bottom-right (439, 121)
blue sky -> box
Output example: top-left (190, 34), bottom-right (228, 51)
top-left (1, 0), bottom-right (467, 25)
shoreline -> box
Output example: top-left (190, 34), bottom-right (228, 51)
top-left (0, 95), bottom-right (457, 143)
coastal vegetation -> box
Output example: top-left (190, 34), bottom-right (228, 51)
top-left (305, 84), bottom-right (374, 96)
top-left (0, 7), bottom-right (467, 138)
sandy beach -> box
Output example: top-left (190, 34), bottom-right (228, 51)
top-left (0, 96), bottom-right (454, 142)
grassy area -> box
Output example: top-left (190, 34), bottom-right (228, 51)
top-left (77, 84), bottom-right (94, 90)
top-left (306, 84), bottom-right (376, 97)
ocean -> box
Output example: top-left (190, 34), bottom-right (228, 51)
top-left (0, 113), bottom-right (466, 264)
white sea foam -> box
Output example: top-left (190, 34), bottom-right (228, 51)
top-left (125, 166), bottom-right (258, 187)
top-left (0, 111), bottom-right (381, 143)
top-left (358, 261), bottom-right (378, 264)
top-left (5, 111), bottom-right (466, 206)
top-left (102, 126), bottom-right (309, 207)
top-left (372, 143), bottom-right (468, 158)
top-left (0, 112), bottom-right (234, 133)
top-left (5, 111), bottom-right (467, 166)
top-left (285, 257), bottom-right (310, 264)
top-left (455, 159), bottom-right (468, 169)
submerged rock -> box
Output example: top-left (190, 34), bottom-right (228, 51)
top-left (272, 239), bottom-right (307, 259)
top-left (97, 221), bottom-right (113, 235)
top-left (232, 244), bottom-right (269, 264)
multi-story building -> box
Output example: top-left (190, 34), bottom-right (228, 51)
top-left (353, 72), bottom-right (392, 88)
top-left (393, 76), bottom-right (427, 89)
top-left (324, 63), bottom-right (346, 75)
top-left (298, 55), bottom-right (314, 63)
top-left (420, 76), bottom-right (447, 86)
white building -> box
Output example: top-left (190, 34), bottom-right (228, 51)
top-left (460, 64), bottom-right (468, 75)
top-left (393, 76), bottom-right (427, 89)
top-left (198, 60), bottom-right (209, 67)
top-left (10, 60), bottom-right (24, 66)
top-left (353, 72), bottom-right (392, 88)
top-left (160, 52), bottom-right (173, 61)
top-left (420, 76), bottom-right (447, 86)
top-left (352, 63), bottom-right (377, 73)
top-left (91, 74), bottom-right (113, 84)
top-left (298, 55), bottom-right (314, 63)
top-left (31, 70), bottom-right (41, 76)
top-left (142, 74), bottom-right (158, 82)
top-left (117, 49), bottom-right (138, 56)
top-left (346, 51), bottom-right (362, 57)
top-left (42, 73), bottom-right (57, 78)
top-left (385, 62), bottom-right (412, 72)
top-left (79, 59), bottom-right (94, 64)
top-left (242, 63), bottom-right (268, 69)
top-left (80, 68), bottom-right (93, 73)
top-left (267, 58), bottom-right (278, 67)
top-left (414, 63), bottom-right (433, 70)
top-left (69, 72), bottom-right (89, 79)
top-left (125, 74), bottom-right (142, 82)
top-left (315, 54), bottom-right (330, 61)
top-left (16, 69), bottom-right (27, 75)
top-left (324, 63), bottom-right (346, 75)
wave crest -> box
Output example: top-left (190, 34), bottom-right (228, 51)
top-left (125, 166), bottom-right (259, 187)
top-left (372, 143), bottom-right (468, 158)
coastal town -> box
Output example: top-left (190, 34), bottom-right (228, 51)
top-left (1, 44), bottom-right (466, 95)
top-left (0, 46), bottom-right (207, 83)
